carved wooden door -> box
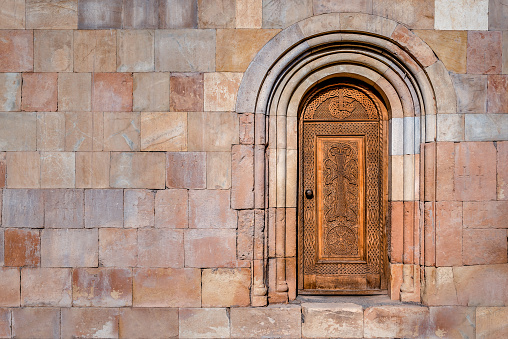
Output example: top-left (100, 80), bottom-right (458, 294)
top-left (299, 83), bottom-right (388, 294)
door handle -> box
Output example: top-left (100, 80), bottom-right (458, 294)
top-left (305, 189), bottom-right (314, 199)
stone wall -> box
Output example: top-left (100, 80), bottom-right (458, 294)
top-left (0, 0), bottom-right (507, 338)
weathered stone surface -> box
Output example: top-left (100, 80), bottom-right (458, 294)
top-left (488, 75), bottom-right (508, 113)
top-left (422, 267), bottom-right (459, 306)
top-left (450, 74), bottom-right (487, 113)
top-left (436, 114), bottom-right (464, 142)
top-left (0, 230), bottom-right (3, 266)
top-left (85, 189), bottom-right (123, 228)
top-left (21, 268), bottom-right (71, 306)
top-left (184, 229), bottom-right (236, 267)
top-left (124, 189), bottom-right (154, 228)
top-left (4, 229), bottom-right (40, 267)
top-left (0, 113), bottom-right (36, 152)
top-left (119, 308), bottom-right (179, 339)
top-left (188, 112), bottom-right (239, 151)
top-left (302, 303), bottom-right (363, 338)
top-left (141, 112), bottom-right (187, 151)
top-left (26, 0), bottom-right (78, 29)
top-left (231, 306), bottom-right (302, 338)
top-left (463, 201), bottom-right (508, 228)
top-left (467, 31), bottom-right (502, 74)
top-left (216, 29), bottom-right (279, 72)
top-left (78, 0), bottom-right (122, 29)
top-left (414, 30), bottom-right (467, 73)
top-left (179, 308), bottom-right (230, 338)
top-left (159, 0), bottom-right (198, 29)
top-left (37, 112), bottom-right (65, 151)
top-left (428, 306), bottom-right (475, 339)
top-left (189, 189), bottom-right (237, 229)
top-left (123, 0), bottom-right (158, 29)
top-left (155, 189), bottom-right (188, 228)
top-left (207, 152), bottom-right (231, 189)
top-left (72, 268), bottom-right (132, 307)
top-left (0, 73), bottom-right (21, 111)
top-left (463, 229), bottom-right (507, 265)
top-left (44, 189), bottom-right (84, 228)
top-left (0, 0), bottom-right (25, 29)
top-left (314, 0), bottom-right (372, 14)
top-left (34, 30), bottom-right (73, 72)
top-left (202, 268), bottom-right (250, 307)
top-left (465, 114), bottom-right (508, 141)
top-left (99, 228), bottom-right (138, 267)
top-left (454, 264), bottom-right (508, 306)
top-left (58, 73), bottom-right (92, 111)
top-left (74, 30), bottom-right (117, 72)
top-left (477, 307), bottom-right (508, 338)
top-left (110, 152), bottom-right (166, 189)
top-left (239, 113), bottom-right (254, 144)
top-left (134, 73), bottom-right (170, 112)
top-left (435, 0), bottom-right (488, 30)
top-left (61, 308), bottom-right (119, 339)
top-left (0, 309), bottom-right (9, 338)
top-left (364, 305), bottom-right (429, 338)
top-left (232, 144), bottom-right (254, 209)
top-left (6, 152), bottom-right (40, 188)
top-left (137, 229), bottom-right (184, 268)
top-left (204, 72), bottom-right (243, 111)
top-left (170, 73), bottom-right (204, 112)
top-left (41, 229), bottom-right (98, 267)
top-left (40, 152), bottom-right (75, 188)
top-left (489, 0), bottom-right (508, 30)
top-left (22, 73), bottom-right (58, 112)
top-left (435, 201), bottom-right (462, 267)
top-left (65, 112), bottom-right (93, 151)
top-left (0, 30), bottom-right (33, 72)
top-left (75, 152), bottom-right (110, 188)
top-left (198, 0), bottom-right (235, 28)
top-left (103, 112), bottom-right (140, 151)
top-left (12, 308), bottom-right (60, 339)
top-left (92, 73), bottom-right (133, 112)
top-left (155, 29), bottom-right (216, 72)
top-left (237, 210), bottom-right (254, 260)
top-left (117, 30), bottom-right (154, 72)
top-left (133, 268), bottom-right (201, 307)
top-left (0, 268), bottom-right (20, 306)
top-left (504, 31), bottom-right (508, 75)
top-left (262, 0), bottom-right (313, 28)
top-left (236, 0), bottom-right (262, 28)
top-left (498, 141), bottom-right (508, 200)
top-left (2, 189), bottom-right (44, 227)
top-left (374, 0), bottom-right (433, 29)
top-left (166, 152), bottom-right (206, 189)
top-left (392, 26), bottom-right (437, 68)
top-left (425, 61), bottom-right (456, 114)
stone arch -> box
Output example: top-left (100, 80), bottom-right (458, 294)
top-left (236, 13), bottom-right (456, 306)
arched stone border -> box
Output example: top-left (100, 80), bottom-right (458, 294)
top-left (235, 13), bottom-right (456, 306)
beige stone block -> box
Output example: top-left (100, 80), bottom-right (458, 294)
top-left (0, 30), bottom-right (33, 72)
top-left (21, 268), bottom-right (71, 306)
top-left (40, 152), bottom-right (75, 188)
top-left (110, 152), bottom-right (166, 189)
top-left (166, 152), bottom-right (206, 189)
top-left (435, 201), bottom-right (462, 267)
top-left (41, 229), bottom-right (98, 267)
top-left (26, 0), bottom-right (78, 29)
top-left (364, 305), bottom-right (429, 338)
top-left (12, 308), bottom-right (60, 339)
top-left (21, 73), bottom-right (57, 112)
top-left (155, 189), bottom-right (188, 228)
top-left (463, 229), bottom-right (507, 265)
top-left (477, 307), bottom-right (508, 339)
top-left (189, 189), bottom-right (236, 229)
top-left (465, 114), bottom-right (508, 141)
top-left (44, 189), bottom-right (84, 228)
top-left (239, 113), bottom-right (254, 144)
top-left (34, 30), bottom-right (73, 72)
top-left (119, 308), bottom-right (179, 339)
top-left (422, 267), bottom-right (459, 306)
top-left (203, 72), bottom-right (243, 111)
top-left (65, 112), bottom-right (93, 151)
top-left (84, 189), bottom-right (123, 228)
top-left (0, 0), bottom-right (25, 29)
top-left (159, 0), bottom-right (198, 29)
top-left (188, 112), bottom-right (239, 151)
top-left (414, 30), bottom-right (467, 74)
top-left (302, 303), bottom-right (363, 338)
top-left (198, 0), bottom-right (235, 28)
top-left (133, 73), bottom-right (170, 112)
top-left (504, 31), bottom-right (508, 75)
top-left (231, 144), bottom-right (254, 209)
top-left (0, 268), bottom-right (20, 307)
top-left (450, 74), bottom-right (487, 113)
top-left (0, 309), bottom-right (9, 338)
top-left (141, 112), bottom-right (187, 151)
top-left (58, 73), bottom-right (91, 111)
top-left (99, 228), bottom-right (138, 267)
top-left (426, 61), bottom-right (457, 114)
top-left (498, 141), bottom-right (508, 200)
top-left (61, 308), bottom-right (120, 339)
top-left (0, 73), bottom-right (21, 111)
top-left (237, 209), bottom-right (254, 260)
top-left (373, 0), bottom-right (434, 29)
top-left (117, 30), bottom-right (154, 72)
top-left (124, 189), bottom-right (155, 228)
top-left (75, 152), bottom-right (110, 188)
top-left (74, 30), bottom-right (116, 72)
top-left (314, 0), bottom-right (372, 14)
top-left (463, 201), bottom-right (508, 229)
top-left (184, 229), bottom-right (237, 267)
top-left (104, 112), bottom-right (140, 151)
top-left (6, 152), bottom-right (40, 188)
top-left (435, 0), bottom-right (488, 30)
top-left (2, 189), bottom-right (44, 228)
top-left (236, 0), bottom-right (262, 28)
top-left (206, 152), bottom-right (231, 189)
top-left (230, 306), bottom-right (302, 338)
top-left (138, 229), bottom-right (184, 268)
top-left (77, 0), bottom-right (122, 29)
top-left (37, 112), bottom-right (65, 151)
top-left (202, 268), bottom-right (250, 307)
top-left (262, 0), bottom-right (313, 28)
top-left (391, 25), bottom-right (437, 68)
top-left (179, 308), bottom-right (230, 338)
top-left (390, 155), bottom-right (403, 201)
top-left (436, 114), bottom-right (464, 142)
top-left (453, 264), bottom-right (508, 306)
top-left (0, 112), bottom-right (36, 151)
top-left (92, 73), bottom-right (133, 112)
top-left (428, 306), bottom-right (475, 339)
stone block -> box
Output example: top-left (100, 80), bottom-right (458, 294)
top-left (504, 31), bottom-right (508, 75)
top-left (477, 307), bottom-right (508, 338)
top-left (0, 268), bottom-right (20, 306)
top-left (498, 141), bottom-right (508, 200)
top-left (435, 201), bottom-right (462, 267)
top-left (463, 201), bottom-right (508, 228)
top-left (72, 268), bottom-right (132, 307)
top-left (436, 114), bottom-right (463, 142)
top-left (188, 112), bottom-right (239, 151)
top-left (207, 152), bottom-right (231, 189)
top-left (435, 142), bottom-right (454, 201)
top-left (12, 308), bottom-right (60, 339)
top-left (230, 305), bottom-right (302, 338)
top-left (391, 25), bottom-right (437, 68)
top-left (92, 112), bottom-right (106, 150)
top-left (414, 30), bottom-right (467, 74)
top-left (488, 75), bottom-right (508, 113)
top-left (104, 112), bottom-right (140, 151)
top-left (0, 113), bottom-right (36, 152)
top-left (58, 73), bottom-right (91, 111)
top-left (34, 30), bottom-right (73, 72)
top-left (166, 152), bottom-right (206, 189)
top-left (232, 144), bottom-right (254, 209)
top-left (0, 230), bottom-right (3, 266)
top-left (110, 152), bottom-right (166, 189)
top-left (198, 0), bottom-right (235, 28)
top-left (41, 229), bottom-right (98, 267)
top-left (75, 152), bottom-right (110, 188)
top-left (74, 30), bottom-right (117, 72)
top-left (237, 210), bottom-right (254, 260)
top-left (141, 112), bottom-right (187, 151)
top-left (40, 152), bottom-right (75, 188)
top-left (422, 267), bottom-right (459, 306)
top-left (0, 73), bottom-right (21, 111)
top-left (428, 306), bottom-right (475, 339)
top-left (99, 228), bottom-right (138, 267)
top-left (451, 74), bottom-right (487, 113)
top-left (465, 114), bottom-right (508, 141)
top-left (0, 154), bottom-right (4, 189)
top-left (467, 31), bottom-right (502, 74)
top-left (21, 268), bottom-right (71, 306)
top-left (155, 189), bottom-right (188, 228)
top-left (313, 0), bottom-right (372, 14)
top-left (435, 0), bottom-right (488, 30)
top-left (78, 0), bottom-right (122, 29)
top-left (364, 305), bottom-right (429, 338)
top-left (489, 0), bottom-right (508, 30)
top-left (119, 308), bottom-right (179, 339)
top-left (36, 112), bottom-right (65, 151)
top-left (155, 29), bottom-right (215, 72)
top-left (2, 189), bottom-right (44, 227)
top-left (390, 201), bottom-right (404, 263)
top-left (133, 268), bottom-right (201, 307)
top-left (189, 189), bottom-right (237, 229)
top-left (0, 30), bottom-right (33, 72)
top-left (137, 229), bottom-right (184, 268)
top-left (179, 308), bottom-right (230, 338)
top-left (204, 72), bottom-right (243, 111)
top-left (239, 113), bottom-right (254, 144)
top-left (236, 0), bottom-right (262, 28)
top-left (4, 229), bottom-right (41, 267)
top-left (44, 189), bottom-right (84, 228)
top-left (61, 308), bottom-right (120, 339)
top-left (123, 0), bottom-right (158, 28)
top-left (134, 73), bottom-right (170, 112)
top-left (124, 189), bottom-right (154, 228)
top-left (117, 30), bottom-right (154, 72)
top-left (159, 0), bottom-right (198, 29)
top-left (262, 0), bottom-right (313, 28)
top-left (390, 264), bottom-right (403, 300)
top-left (64, 112), bottom-right (93, 151)
top-left (216, 29), bottom-right (279, 72)
top-left (170, 73), bottom-right (204, 112)
top-left (184, 229), bottom-right (236, 267)
top-left (463, 229), bottom-right (507, 265)
top-left (373, 0), bottom-right (433, 29)
top-left (302, 303), bottom-right (363, 338)
top-left (6, 152), bottom-right (40, 188)
top-left (21, 73), bottom-right (58, 112)
top-left (0, 309), bottom-right (9, 338)
top-left (202, 268), bottom-right (251, 307)
top-left (85, 189), bottom-right (123, 228)
top-left (0, 0), bottom-right (25, 29)
top-left (92, 73), bottom-right (133, 112)
top-left (454, 264), bottom-right (508, 306)
top-left (26, 0), bottom-right (78, 29)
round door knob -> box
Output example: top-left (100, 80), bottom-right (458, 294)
top-left (305, 189), bottom-right (314, 199)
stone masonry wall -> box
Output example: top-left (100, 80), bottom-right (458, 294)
top-left (0, 0), bottom-right (507, 338)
